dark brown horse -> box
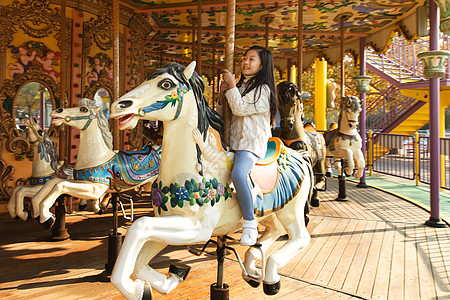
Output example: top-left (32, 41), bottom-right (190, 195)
top-left (277, 81), bottom-right (326, 207)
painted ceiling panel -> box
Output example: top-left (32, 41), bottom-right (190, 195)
top-left (126, 0), bottom-right (426, 70)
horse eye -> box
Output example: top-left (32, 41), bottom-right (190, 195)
top-left (159, 79), bottom-right (174, 90)
top-left (80, 107), bottom-right (88, 112)
top-left (38, 130), bottom-right (43, 136)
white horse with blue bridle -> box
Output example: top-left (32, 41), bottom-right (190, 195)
top-left (31, 98), bottom-right (161, 229)
top-left (109, 61), bottom-right (314, 299)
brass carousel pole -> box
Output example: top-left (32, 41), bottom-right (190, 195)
top-left (197, 0), bottom-right (202, 74)
top-left (222, 0), bottom-right (235, 148)
top-left (105, 0), bottom-right (123, 276)
top-left (335, 13), bottom-right (351, 201)
top-left (297, 0), bottom-right (303, 89)
top-left (51, 0), bottom-right (69, 241)
top-left (340, 17), bottom-right (345, 98)
top-left (210, 0), bottom-right (235, 298)
top-left (212, 38), bottom-right (216, 109)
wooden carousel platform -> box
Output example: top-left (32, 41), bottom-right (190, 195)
top-left (0, 177), bottom-right (449, 300)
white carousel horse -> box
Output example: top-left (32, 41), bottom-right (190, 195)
top-left (109, 61), bottom-right (313, 299)
top-left (277, 81), bottom-right (327, 207)
top-left (32, 98), bottom-right (161, 229)
top-left (6, 119), bottom-right (108, 220)
top-left (323, 95), bottom-right (365, 179)
top-left (6, 119), bottom-right (59, 220)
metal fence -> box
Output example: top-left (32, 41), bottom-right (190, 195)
top-left (368, 132), bottom-right (450, 190)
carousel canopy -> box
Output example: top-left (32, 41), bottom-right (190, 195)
top-left (121, 0), bottom-right (427, 71)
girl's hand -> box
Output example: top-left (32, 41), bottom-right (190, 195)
top-left (222, 69), bottom-right (236, 89)
top-left (219, 82), bottom-right (229, 93)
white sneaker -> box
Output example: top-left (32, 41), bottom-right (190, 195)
top-left (241, 219), bottom-right (258, 246)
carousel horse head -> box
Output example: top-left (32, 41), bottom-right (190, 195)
top-left (338, 95), bottom-right (361, 131)
top-left (24, 118), bottom-right (58, 172)
top-left (277, 81), bottom-right (304, 131)
top-left (111, 61), bottom-right (223, 134)
top-left (51, 98), bottom-right (112, 149)
top-left (111, 61), bottom-right (225, 167)
top-left (23, 118), bottom-right (45, 144)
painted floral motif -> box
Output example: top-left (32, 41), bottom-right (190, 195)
top-left (151, 177), bottom-right (234, 215)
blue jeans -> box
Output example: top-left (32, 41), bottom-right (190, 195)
top-left (232, 150), bottom-right (258, 221)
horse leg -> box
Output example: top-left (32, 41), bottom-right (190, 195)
top-left (111, 215), bottom-right (213, 299)
top-left (31, 178), bottom-right (63, 219)
top-left (353, 148), bottom-right (365, 179)
top-left (332, 159), bottom-right (341, 175)
top-left (7, 186), bottom-right (20, 218)
top-left (242, 215), bottom-right (285, 285)
top-left (15, 185), bottom-right (43, 220)
top-left (342, 148), bottom-right (355, 177)
top-left (38, 181), bottom-right (107, 225)
top-left (264, 178), bottom-right (312, 295)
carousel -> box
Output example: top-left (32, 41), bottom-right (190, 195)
top-left (0, 0), bottom-right (449, 299)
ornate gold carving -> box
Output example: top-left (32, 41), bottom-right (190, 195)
top-left (83, 0), bottom-right (113, 54)
top-left (0, 66), bottom-right (59, 154)
top-left (0, 157), bottom-right (15, 200)
top-left (1, 0), bottom-right (61, 41)
top-left (83, 72), bottom-right (112, 100)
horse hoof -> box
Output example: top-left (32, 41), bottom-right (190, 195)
top-left (142, 281), bottom-right (152, 300)
top-left (169, 264), bottom-right (191, 281)
top-left (325, 172), bottom-right (331, 177)
top-left (245, 278), bottom-right (261, 288)
top-left (78, 204), bottom-right (87, 211)
top-left (42, 216), bottom-right (55, 230)
top-left (263, 281), bottom-right (280, 295)
top-left (97, 209), bottom-right (103, 215)
top-left (311, 199), bottom-right (320, 207)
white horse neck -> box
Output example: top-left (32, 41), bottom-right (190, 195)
top-left (75, 120), bottom-right (115, 170)
top-left (339, 112), bottom-right (359, 136)
top-left (31, 141), bottom-right (54, 177)
top-left (159, 103), bottom-right (200, 184)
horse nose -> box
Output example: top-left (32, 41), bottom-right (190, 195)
top-left (55, 108), bottom-right (63, 113)
top-left (117, 100), bottom-right (133, 109)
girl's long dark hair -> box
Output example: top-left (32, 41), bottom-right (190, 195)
top-left (236, 45), bottom-right (277, 124)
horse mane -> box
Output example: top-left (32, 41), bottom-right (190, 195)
top-left (150, 63), bottom-right (225, 173)
top-left (41, 132), bottom-right (59, 172)
top-left (337, 95), bottom-right (361, 127)
top-left (78, 98), bottom-right (113, 150)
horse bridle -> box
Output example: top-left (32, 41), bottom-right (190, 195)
top-left (62, 109), bottom-right (98, 131)
top-left (138, 82), bottom-right (188, 121)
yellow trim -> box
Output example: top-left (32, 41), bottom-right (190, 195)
top-left (256, 137), bottom-right (282, 166)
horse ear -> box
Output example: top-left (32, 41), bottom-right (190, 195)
top-left (23, 119), bottom-right (31, 127)
top-left (184, 61), bottom-right (197, 80)
top-left (346, 97), bottom-right (352, 107)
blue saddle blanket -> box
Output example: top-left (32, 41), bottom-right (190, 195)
top-left (116, 145), bottom-right (160, 185)
top-left (254, 147), bottom-right (310, 216)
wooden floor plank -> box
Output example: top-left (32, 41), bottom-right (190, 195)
top-left (371, 222), bottom-right (395, 300)
top-left (387, 223), bottom-right (406, 300)
top-left (314, 218), bottom-right (360, 286)
top-left (301, 218), bottom-right (350, 282)
top-left (326, 220), bottom-right (368, 290)
top-left (341, 220), bottom-right (378, 295)
top-left (355, 221), bottom-right (386, 298)
top-left (404, 224), bottom-right (420, 300)
top-left (1, 177), bottom-right (450, 300)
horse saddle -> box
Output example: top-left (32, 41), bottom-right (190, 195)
top-left (249, 138), bottom-right (309, 216)
top-left (250, 137), bottom-right (282, 193)
top-left (116, 145), bottom-right (160, 185)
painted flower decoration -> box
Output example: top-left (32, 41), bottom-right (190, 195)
top-left (217, 184), bottom-right (224, 196)
top-left (194, 192), bottom-right (200, 199)
top-left (152, 188), bottom-right (163, 207)
top-left (199, 182), bottom-right (206, 190)
top-left (171, 91), bottom-right (178, 99)
top-left (207, 189), bottom-right (216, 200)
top-left (175, 186), bottom-right (189, 201)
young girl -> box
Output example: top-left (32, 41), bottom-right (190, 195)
top-left (222, 45), bottom-right (277, 245)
